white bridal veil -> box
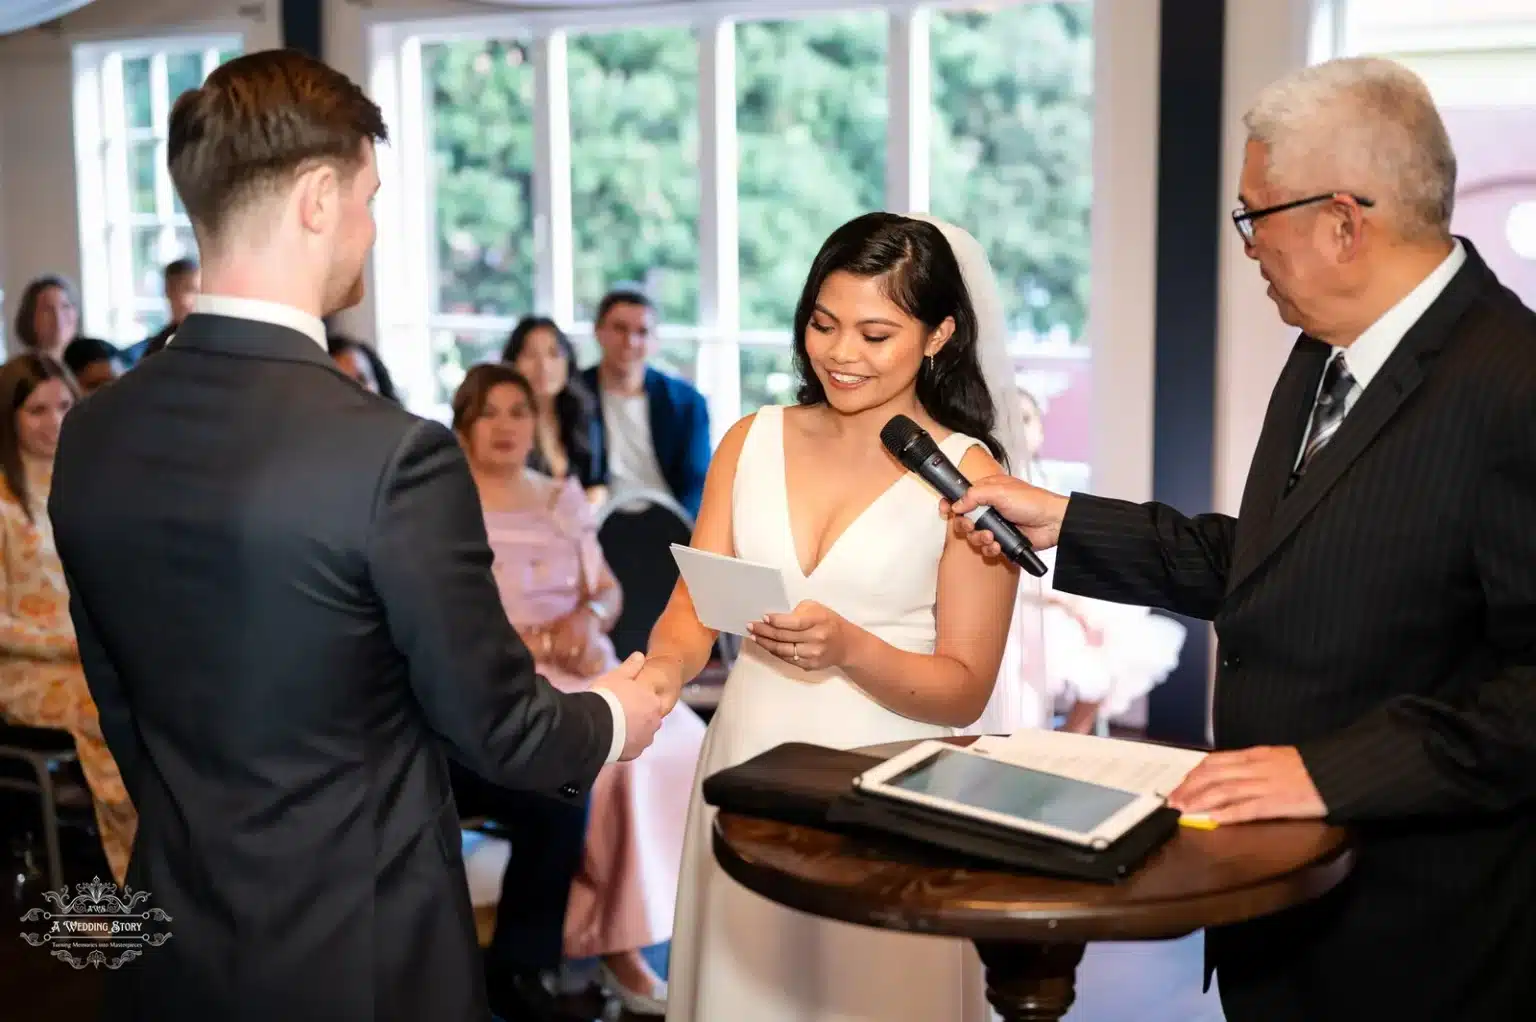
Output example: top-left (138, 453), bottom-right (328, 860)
top-left (907, 214), bottom-right (1050, 735)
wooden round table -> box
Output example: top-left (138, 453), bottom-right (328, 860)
top-left (711, 738), bottom-right (1352, 1021)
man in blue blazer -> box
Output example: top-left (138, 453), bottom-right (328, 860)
top-left (580, 289), bottom-right (711, 518)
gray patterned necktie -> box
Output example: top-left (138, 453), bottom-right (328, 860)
top-left (1290, 352), bottom-right (1356, 488)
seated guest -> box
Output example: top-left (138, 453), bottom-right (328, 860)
top-left (453, 364), bottom-right (705, 1017)
top-left (502, 316), bottom-right (606, 503)
top-left (126, 258), bottom-right (200, 364)
top-left (11, 275), bottom-right (81, 364)
top-left (327, 333), bottom-right (400, 402)
top-left (62, 337), bottom-right (124, 395)
top-left (580, 289), bottom-right (710, 517)
top-left (0, 355), bottom-right (135, 882)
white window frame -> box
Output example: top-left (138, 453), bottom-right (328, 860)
top-left (73, 33), bottom-right (241, 344)
top-left (369, 0), bottom-right (1103, 442)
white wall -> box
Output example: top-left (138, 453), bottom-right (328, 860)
top-left (1214, 0), bottom-right (1317, 516)
top-left (1086, 0), bottom-right (1161, 504)
top-left (0, 0), bottom-right (281, 348)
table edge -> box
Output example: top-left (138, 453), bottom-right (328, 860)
top-left (712, 818), bottom-right (1355, 944)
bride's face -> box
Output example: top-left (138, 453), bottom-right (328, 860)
top-left (805, 270), bottom-right (951, 415)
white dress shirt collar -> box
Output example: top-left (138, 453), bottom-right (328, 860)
top-left (1337, 239), bottom-right (1466, 390)
top-left (189, 295), bottom-right (328, 352)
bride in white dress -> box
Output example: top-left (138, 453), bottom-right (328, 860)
top-left (638, 213), bottom-right (1046, 1022)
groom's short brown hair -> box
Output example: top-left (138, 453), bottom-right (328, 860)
top-left (168, 49), bottom-right (387, 245)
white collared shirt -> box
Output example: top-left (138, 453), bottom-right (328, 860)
top-left (183, 294), bottom-right (329, 351)
top-left (1295, 240), bottom-right (1466, 467)
top-left (183, 294), bottom-right (629, 764)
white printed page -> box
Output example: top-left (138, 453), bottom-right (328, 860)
top-left (972, 729), bottom-right (1207, 797)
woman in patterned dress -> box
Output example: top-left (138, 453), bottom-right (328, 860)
top-left (0, 353), bottom-right (136, 883)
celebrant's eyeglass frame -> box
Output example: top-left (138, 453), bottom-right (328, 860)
top-left (1231, 193), bottom-right (1375, 245)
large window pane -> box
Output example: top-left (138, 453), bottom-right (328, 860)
top-left (931, 2), bottom-right (1093, 488)
top-left (569, 27), bottom-right (699, 325)
top-left (123, 57), bottom-right (152, 130)
top-left (930, 2), bottom-right (1093, 344)
top-left (737, 12), bottom-right (888, 330)
top-left (131, 227), bottom-right (163, 299)
top-left (740, 341), bottom-right (798, 414)
top-left (129, 141), bottom-right (157, 214)
top-left (426, 40), bottom-right (537, 318)
top-left (166, 52), bottom-right (204, 106)
top-left (649, 337), bottom-right (700, 384)
top-left (432, 328), bottom-right (505, 401)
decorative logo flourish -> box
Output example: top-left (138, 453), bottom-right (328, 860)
top-left (18, 876), bottom-right (173, 969)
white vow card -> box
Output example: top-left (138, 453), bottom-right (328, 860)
top-left (670, 544), bottom-right (793, 636)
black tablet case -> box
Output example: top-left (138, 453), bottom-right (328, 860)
top-left (702, 741), bottom-right (1179, 884)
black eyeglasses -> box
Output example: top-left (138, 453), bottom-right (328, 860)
top-left (1231, 193), bottom-right (1375, 244)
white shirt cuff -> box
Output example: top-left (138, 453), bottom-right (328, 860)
top-left (592, 687), bottom-right (626, 764)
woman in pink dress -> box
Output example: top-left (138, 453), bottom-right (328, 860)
top-left (453, 363), bottom-right (705, 1016)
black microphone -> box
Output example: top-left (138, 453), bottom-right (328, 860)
top-left (880, 414), bottom-right (1048, 577)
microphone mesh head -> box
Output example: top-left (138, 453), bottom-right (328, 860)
top-left (880, 414), bottom-right (938, 469)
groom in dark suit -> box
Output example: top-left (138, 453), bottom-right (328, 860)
top-left (948, 57), bottom-right (1536, 1022)
top-left (48, 50), bottom-right (664, 1022)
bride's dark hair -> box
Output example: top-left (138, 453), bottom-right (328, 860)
top-left (791, 212), bottom-right (1006, 466)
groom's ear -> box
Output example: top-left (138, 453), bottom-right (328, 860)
top-left (925, 317), bottom-right (957, 357)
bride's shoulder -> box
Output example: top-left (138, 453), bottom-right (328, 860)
top-left (928, 423), bottom-right (1004, 477)
top-left (720, 408), bottom-right (763, 450)
top-left (707, 410), bottom-right (764, 476)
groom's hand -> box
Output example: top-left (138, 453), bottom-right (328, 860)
top-left (596, 652), bottom-right (665, 761)
top-left (940, 475), bottom-right (1070, 557)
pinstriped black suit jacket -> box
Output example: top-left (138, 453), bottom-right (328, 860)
top-left (1053, 241), bottom-right (1536, 1022)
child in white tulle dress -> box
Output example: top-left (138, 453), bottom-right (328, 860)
top-left (1015, 388), bottom-right (1187, 733)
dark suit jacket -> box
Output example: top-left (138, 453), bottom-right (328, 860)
top-left (48, 313), bottom-right (615, 1022)
top-left (581, 365), bottom-right (711, 517)
top-left (1053, 242), bottom-right (1536, 1022)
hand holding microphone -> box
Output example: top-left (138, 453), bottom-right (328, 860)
top-left (943, 476), bottom-right (1069, 562)
top-left (879, 415), bottom-right (1053, 577)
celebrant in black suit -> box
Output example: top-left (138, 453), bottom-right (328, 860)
top-left (946, 56), bottom-right (1536, 1022)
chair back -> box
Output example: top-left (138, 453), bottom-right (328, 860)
top-left (596, 489), bottom-right (695, 660)
top-left (0, 723), bottom-right (77, 784)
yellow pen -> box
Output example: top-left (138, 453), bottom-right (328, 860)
top-left (1179, 814), bottom-right (1219, 830)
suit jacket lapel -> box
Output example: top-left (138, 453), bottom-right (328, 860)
top-left (1228, 338), bottom-right (1329, 589)
top-left (1227, 244), bottom-right (1489, 593)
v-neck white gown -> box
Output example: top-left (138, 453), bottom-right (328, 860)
top-left (665, 405), bottom-right (991, 1022)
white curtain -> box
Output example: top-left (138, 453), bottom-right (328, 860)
top-left (0, 0), bottom-right (96, 35)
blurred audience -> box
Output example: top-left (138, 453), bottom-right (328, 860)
top-left (328, 332), bottom-right (400, 403)
top-left (12, 275), bottom-right (81, 363)
top-left (502, 316), bottom-right (606, 504)
top-left (62, 337), bottom-right (124, 395)
top-left (582, 289), bottom-right (710, 517)
top-left (453, 364), bottom-right (704, 1018)
top-left (126, 258), bottom-right (201, 364)
top-left (0, 354), bottom-right (135, 883)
